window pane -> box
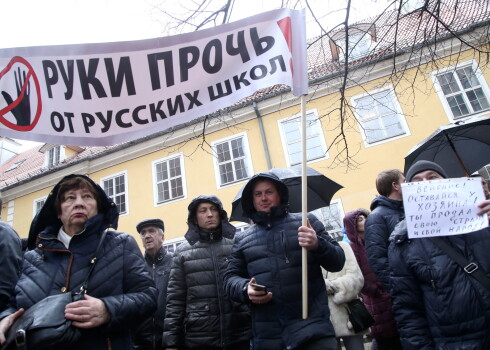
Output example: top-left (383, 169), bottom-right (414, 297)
top-left (231, 138), bottom-right (244, 158)
top-left (466, 88), bottom-right (490, 112)
top-left (103, 179), bottom-right (114, 197)
top-left (155, 157), bottom-right (184, 203)
top-left (217, 143), bottom-right (231, 163)
top-left (456, 67), bottom-right (480, 89)
top-left (219, 162), bottom-right (234, 184)
top-left (234, 159), bottom-right (248, 180)
top-left (447, 94), bottom-right (469, 118)
top-left (437, 73), bottom-right (460, 95)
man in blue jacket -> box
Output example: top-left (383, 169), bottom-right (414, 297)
top-left (224, 171), bottom-right (345, 350)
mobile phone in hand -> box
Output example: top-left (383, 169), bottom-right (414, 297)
top-left (250, 283), bottom-right (268, 293)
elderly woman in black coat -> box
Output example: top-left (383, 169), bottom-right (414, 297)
top-left (0, 174), bottom-right (157, 350)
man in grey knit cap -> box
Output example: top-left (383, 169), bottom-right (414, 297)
top-left (388, 160), bottom-right (490, 349)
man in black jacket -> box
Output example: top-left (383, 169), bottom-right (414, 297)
top-left (163, 195), bottom-right (250, 350)
top-left (365, 169), bottom-right (405, 290)
top-left (0, 221), bottom-right (22, 313)
top-left (224, 172), bottom-right (345, 350)
top-left (389, 160), bottom-right (490, 349)
top-left (133, 219), bottom-right (173, 350)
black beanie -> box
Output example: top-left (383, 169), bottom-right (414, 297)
top-left (406, 160), bottom-right (448, 182)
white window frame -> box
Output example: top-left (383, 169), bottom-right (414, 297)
top-left (212, 132), bottom-right (254, 189)
top-left (43, 145), bottom-right (65, 168)
top-left (351, 86), bottom-right (410, 147)
top-left (100, 171), bottom-right (129, 216)
top-left (311, 199), bottom-right (345, 241)
top-left (32, 196), bottom-right (47, 218)
top-left (232, 222), bottom-right (251, 233)
top-left (163, 237), bottom-right (186, 254)
top-left (338, 31), bottom-right (373, 62)
top-left (430, 60), bottom-right (490, 122)
top-left (278, 109), bottom-right (329, 167)
top-left (152, 153), bottom-right (187, 206)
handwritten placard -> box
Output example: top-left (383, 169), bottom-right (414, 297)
top-left (402, 177), bottom-right (487, 238)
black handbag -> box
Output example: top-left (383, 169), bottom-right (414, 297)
top-left (1, 230), bottom-right (107, 350)
top-left (346, 298), bottom-right (375, 333)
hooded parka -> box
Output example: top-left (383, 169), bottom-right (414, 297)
top-left (163, 195), bottom-right (251, 349)
top-left (344, 209), bottom-right (399, 340)
top-left (224, 172), bottom-right (346, 350)
top-left (2, 174), bottom-right (157, 350)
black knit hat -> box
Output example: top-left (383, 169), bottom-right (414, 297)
top-left (136, 218), bottom-right (164, 233)
top-left (406, 160), bottom-right (448, 182)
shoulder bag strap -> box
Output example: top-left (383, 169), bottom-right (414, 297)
top-left (79, 229), bottom-right (109, 295)
top-left (431, 236), bottom-right (490, 291)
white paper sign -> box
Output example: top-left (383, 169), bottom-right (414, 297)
top-left (402, 177), bottom-right (487, 238)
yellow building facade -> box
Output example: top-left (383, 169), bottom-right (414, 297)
top-left (1, 4), bottom-right (489, 252)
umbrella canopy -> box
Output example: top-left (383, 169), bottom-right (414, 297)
top-left (404, 116), bottom-right (490, 178)
top-left (230, 166), bottom-right (343, 223)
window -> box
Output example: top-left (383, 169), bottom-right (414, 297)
top-left (432, 61), bottom-right (490, 120)
top-left (212, 133), bottom-right (253, 187)
top-left (33, 196), bottom-right (47, 218)
top-left (279, 111), bottom-right (329, 166)
top-left (6, 159), bottom-right (25, 172)
top-left (233, 222), bottom-right (251, 234)
top-left (152, 153), bottom-right (187, 205)
top-left (311, 199), bottom-right (345, 241)
top-left (101, 172), bottom-right (128, 215)
top-left (330, 23), bottom-right (376, 62)
top-left (163, 237), bottom-right (185, 253)
top-left (47, 146), bottom-right (61, 168)
top-left (352, 87), bottom-right (409, 145)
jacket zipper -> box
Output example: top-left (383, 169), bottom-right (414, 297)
top-left (281, 230), bottom-right (289, 263)
top-left (152, 262), bottom-right (156, 350)
top-left (211, 242), bottom-right (225, 347)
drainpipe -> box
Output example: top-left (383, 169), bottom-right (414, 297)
top-left (253, 102), bottom-right (272, 170)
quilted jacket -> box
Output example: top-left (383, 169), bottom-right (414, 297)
top-left (225, 210), bottom-right (345, 350)
top-left (389, 220), bottom-right (490, 350)
top-left (0, 222), bottom-right (22, 313)
top-left (5, 174), bottom-right (157, 350)
top-left (163, 195), bottom-right (251, 349)
top-left (365, 196), bottom-right (404, 289)
top-left (223, 172), bottom-right (345, 350)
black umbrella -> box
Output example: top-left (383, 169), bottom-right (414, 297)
top-left (404, 117), bottom-right (490, 178)
top-left (230, 166), bottom-right (343, 223)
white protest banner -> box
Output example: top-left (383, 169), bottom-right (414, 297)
top-left (0, 9), bottom-right (307, 146)
top-left (402, 177), bottom-right (487, 238)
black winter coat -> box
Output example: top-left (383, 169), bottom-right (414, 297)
top-left (365, 195), bottom-right (404, 289)
top-left (0, 222), bottom-right (22, 313)
top-left (224, 211), bottom-right (345, 350)
top-left (163, 195), bottom-right (251, 349)
top-left (388, 220), bottom-right (490, 350)
top-left (133, 246), bottom-right (173, 350)
top-left (4, 174), bottom-right (158, 350)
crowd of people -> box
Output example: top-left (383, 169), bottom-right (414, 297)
top-left (0, 160), bottom-right (489, 350)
